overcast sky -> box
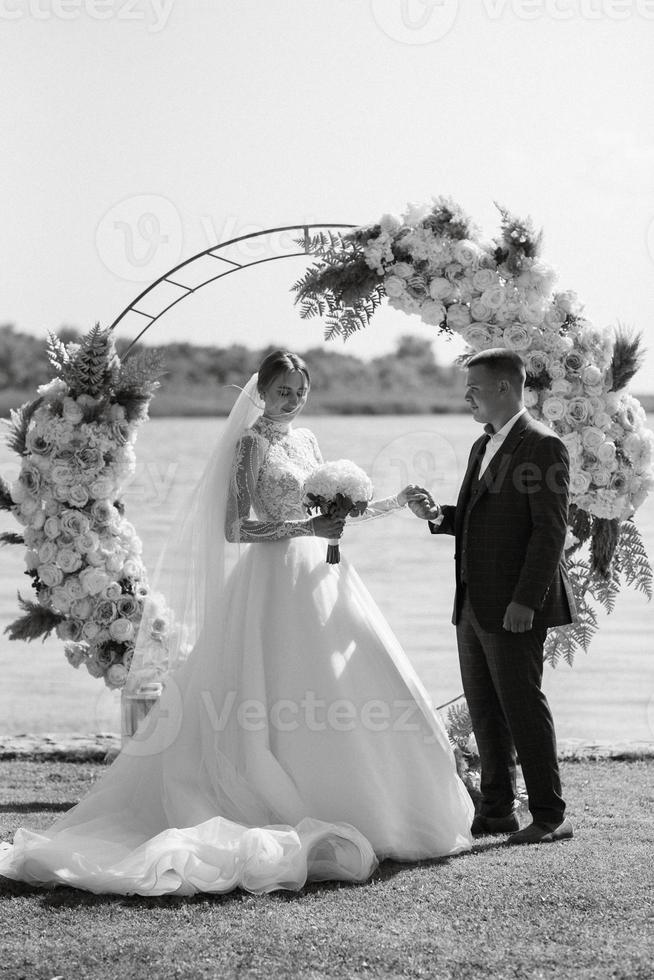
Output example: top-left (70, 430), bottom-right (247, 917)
top-left (3, 0), bottom-right (654, 389)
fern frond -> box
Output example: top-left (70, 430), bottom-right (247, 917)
top-left (0, 475), bottom-right (14, 511)
top-left (609, 326), bottom-right (646, 392)
top-left (4, 592), bottom-right (63, 642)
top-left (613, 519), bottom-right (653, 599)
top-left (46, 329), bottom-right (70, 374)
top-left (445, 699), bottom-right (473, 749)
top-left (0, 532), bottom-right (24, 546)
top-left (3, 397), bottom-right (42, 455)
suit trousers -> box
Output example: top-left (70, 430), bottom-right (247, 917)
top-left (456, 589), bottom-right (565, 826)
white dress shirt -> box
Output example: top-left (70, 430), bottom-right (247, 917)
top-left (428, 406), bottom-right (527, 529)
top-left (478, 407), bottom-right (527, 477)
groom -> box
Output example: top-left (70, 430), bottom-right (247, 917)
top-left (408, 348), bottom-right (576, 844)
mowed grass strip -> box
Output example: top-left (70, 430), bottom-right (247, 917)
top-left (0, 760), bottom-right (652, 980)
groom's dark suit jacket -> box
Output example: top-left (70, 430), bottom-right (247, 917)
top-left (431, 411), bottom-right (577, 633)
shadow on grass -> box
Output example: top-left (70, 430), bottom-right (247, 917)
top-left (0, 802), bottom-right (75, 813)
top-left (0, 851), bottom-right (467, 908)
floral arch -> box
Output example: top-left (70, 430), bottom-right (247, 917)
top-left (1, 205), bottom-right (652, 699)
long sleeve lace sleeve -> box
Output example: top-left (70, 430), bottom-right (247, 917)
top-left (349, 494), bottom-right (407, 523)
top-left (225, 433), bottom-right (314, 543)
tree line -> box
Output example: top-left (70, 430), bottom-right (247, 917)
top-left (0, 324), bottom-right (469, 416)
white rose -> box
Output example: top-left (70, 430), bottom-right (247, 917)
top-left (80, 567), bottom-right (111, 595)
top-left (109, 618), bottom-right (134, 642)
top-left (102, 581), bottom-right (123, 601)
top-left (56, 619), bottom-right (84, 642)
top-left (419, 300), bottom-right (446, 327)
top-left (56, 548), bottom-right (82, 574)
top-left (503, 324), bottom-right (531, 351)
top-left (68, 484), bottom-right (90, 508)
top-left (525, 350), bottom-right (551, 376)
top-left (51, 462), bottom-right (75, 486)
top-left (64, 576), bottom-right (86, 601)
top-left (570, 469), bottom-right (592, 494)
top-left (581, 427), bottom-right (605, 452)
top-left (470, 298), bottom-right (493, 322)
top-left (481, 285), bottom-right (506, 311)
top-left (548, 362), bottom-right (566, 381)
top-left (622, 432), bottom-right (642, 460)
top-left (38, 563), bottom-right (64, 588)
top-left (523, 389), bottom-right (540, 408)
top-left (89, 477), bottom-right (115, 499)
top-left (446, 304), bottom-right (472, 330)
top-left (81, 621), bottom-right (101, 641)
top-left (78, 530), bottom-right (100, 553)
top-left (20, 498), bottom-right (40, 518)
top-left (593, 411), bottom-right (612, 431)
top-left (69, 596), bottom-right (93, 620)
top-left (64, 643), bottom-right (87, 669)
top-left (391, 262), bottom-right (413, 279)
top-left (43, 516), bottom-right (61, 540)
top-left (50, 585), bottom-right (71, 613)
top-left (592, 466), bottom-right (612, 487)
top-left (62, 397), bottom-right (84, 425)
top-left (542, 397), bottom-right (566, 422)
top-left (453, 240), bottom-right (482, 268)
top-left (472, 268), bottom-right (497, 291)
top-left (582, 365), bottom-right (603, 389)
top-left (462, 324), bottom-right (493, 349)
top-left (566, 397), bottom-right (591, 425)
top-left (38, 540), bottom-right (57, 564)
top-left (105, 663), bottom-right (128, 689)
top-left (550, 378), bottom-right (572, 396)
top-left (428, 277), bottom-right (454, 301)
top-left (597, 442), bottom-right (617, 466)
top-left (383, 275), bottom-right (406, 298)
top-left (86, 658), bottom-right (106, 679)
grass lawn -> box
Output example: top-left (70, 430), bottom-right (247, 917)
top-left (0, 759), bottom-right (652, 980)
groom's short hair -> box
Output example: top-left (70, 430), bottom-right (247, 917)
top-left (466, 348), bottom-right (526, 390)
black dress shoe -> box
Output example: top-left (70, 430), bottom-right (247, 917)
top-left (471, 813), bottom-right (520, 836)
top-left (506, 818), bottom-right (573, 845)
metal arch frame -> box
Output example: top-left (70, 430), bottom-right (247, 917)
top-left (108, 223), bottom-right (356, 354)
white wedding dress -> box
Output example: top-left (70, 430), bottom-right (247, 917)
top-left (0, 415), bottom-right (473, 896)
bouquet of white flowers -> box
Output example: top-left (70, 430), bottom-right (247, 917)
top-left (303, 459), bottom-right (373, 563)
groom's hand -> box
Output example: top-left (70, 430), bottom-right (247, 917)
top-left (406, 489), bottom-right (440, 521)
top-left (502, 601), bottom-right (535, 633)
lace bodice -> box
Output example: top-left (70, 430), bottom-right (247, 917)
top-left (225, 416), bottom-right (404, 544)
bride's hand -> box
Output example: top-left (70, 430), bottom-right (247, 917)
top-left (311, 515), bottom-right (346, 539)
top-left (397, 484), bottom-right (432, 507)
top-left (401, 485), bottom-right (439, 520)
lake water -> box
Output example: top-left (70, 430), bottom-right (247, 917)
top-left (1, 414), bottom-right (653, 742)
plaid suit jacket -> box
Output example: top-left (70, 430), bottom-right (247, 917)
top-left (431, 412), bottom-right (577, 633)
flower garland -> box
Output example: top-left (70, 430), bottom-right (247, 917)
top-left (1, 325), bottom-right (165, 689)
top-left (293, 198), bottom-right (654, 663)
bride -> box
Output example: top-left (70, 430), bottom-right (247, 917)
top-left (0, 350), bottom-right (473, 896)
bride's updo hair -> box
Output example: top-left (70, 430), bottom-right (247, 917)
top-left (256, 350), bottom-right (311, 397)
